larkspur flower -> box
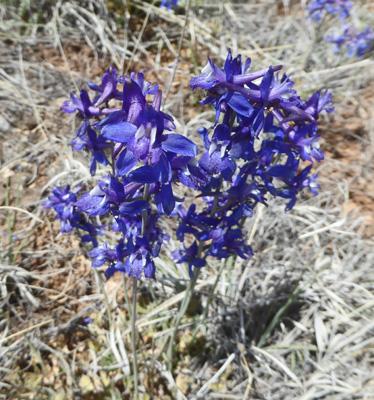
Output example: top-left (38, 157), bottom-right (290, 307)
top-left (198, 124), bottom-right (236, 180)
top-left (70, 127), bottom-right (110, 175)
top-left (87, 66), bottom-right (122, 106)
top-left (190, 50), bottom-right (281, 124)
top-left (307, 0), bottom-right (352, 22)
top-left (172, 241), bottom-right (206, 279)
top-left (328, 26), bottom-right (374, 58)
top-left (90, 214), bottom-right (167, 280)
top-left (75, 175), bottom-right (146, 217)
top-left (160, 0), bottom-right (179, 10)
top-left (43, 185), bottom-right (83, 233)
top-left (191, 50), bottom-right (326, 129)
top-left (44, 184), bottom-right (102, 245)
top-left (52, 53), bottom-right (330, 282)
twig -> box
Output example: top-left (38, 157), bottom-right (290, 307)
top-left (0, 319), bottom-right (53, 344)
top-left (163, 0), bottom-right (192, 103)
top-left (131, 278), bottom-right (139, 400)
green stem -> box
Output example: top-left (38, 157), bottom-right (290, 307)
top-left (166, 267), bottom-right (201, 369)
top-left (129, 182), bottom-right (150, 398)
top-left (141, 183), bottom-right (150, 236)
top-left (94, 269), bottom-right (112, 326)
top-left (131, 278), bottom-right (139, 400)
top-left (193, 256), bottom-right (234, 340)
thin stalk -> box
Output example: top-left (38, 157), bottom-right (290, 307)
top-left (110, 142), bottom-right (115, 175)
top-left (130, 182), bottom-right (149, 398)
top-left (131, 278), bottom-right (139, 400)
top-left (193, 256), bottom-right (234, 339)
top-left (166, 177), bottom-right (223, 368)
top-left (164, 0), bottom-right (192, 103)
top-left (166, 266), bottom-right (201, 369)
top-left (5, 178), bottom-right (13, 262)
top-left (141, 183), bottom-right (150, 236)
top-left (94, 269), bottom-right (112, 326)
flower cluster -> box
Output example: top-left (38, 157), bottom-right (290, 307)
top-left (160, 0), bottom-right (179, 10)
top-left (328, 26), bottom-right (374, 58)
top-left (307, 0), bottom-right (373, 58)
top-left (46, 50), bottom-right (331, 281)
top-left (171, 50), bottom-right (331, 272)
top-left (43, 185), bottom-right (102, 246)
top-left (307, 0), bottom-right (352, 22)
top-left (53, 66), bottom-right (201, 279)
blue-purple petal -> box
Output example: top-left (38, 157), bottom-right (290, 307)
top-left (119, 200), bottom-right (150, 215)
top-left (101, 122), bottom-right (137, 143)
top-left (161, 134), bottom-right (197, 157)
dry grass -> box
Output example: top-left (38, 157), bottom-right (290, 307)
top-left (1, 0), bottom-right (374, 399)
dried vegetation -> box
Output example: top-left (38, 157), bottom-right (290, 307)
top-left (0, 0), bottom-right (374, 399)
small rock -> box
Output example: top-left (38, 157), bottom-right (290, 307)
top-left (0, 114), bottom-right (11, 133)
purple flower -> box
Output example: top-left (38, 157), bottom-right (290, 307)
top-left (123, 72), bottom-right (159, 96)
top-left (61, 89), bottom-right (116, 118)
top-left (89, 242), bottom-right (119, 268)
top-left (87, 66), bottom-right (122, 106)
top-left (70, 128), bottom-right (110, 175)
top-left (288, 123), bottom-right (324, 163)
top-left (91, 215), bottom-right (167, 280)
top-left (160, 0), bottom-right (179, 10)
top-left (99, 77), bottom-right (196, 172)
top-left (191, 50), bottom-right (281, 124)
top-left (172, 241), bottom-right (206, 279)
top-left (207, 227), bottom-right (253, 261)
top-left (169, 154), bottom-right (209, 189)
top-left (266, 156), bottom-right (321, 211)
top-left (119, 236), bottom-right (157, 280)
top-left (307, 0), bottom-right (352, 22)
top-left (191, 50), bottom-right (319, 128)
top-left (199, 124), bottom-right (236, 180)
top-left (328, 26), bottom-right (374, 58)
top-left (44, 185), bottom-right (82, 233)
top-left (44, 184), bottom-right (102, 246)
top-left (75, 176), bottom-right (144, 217)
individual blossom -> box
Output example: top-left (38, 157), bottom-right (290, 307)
top-left (167, 154), bottom-right (208, 189)
top-left (160, 0), bottom-right (179, 10)
top-left (198, 124), bottom-right (236, 181)
top-left (44, 184), bottom-right (102, 246)
top-left (86, 66), bottom-right (122, 106)
top-left (61, 89), bottom-right (118, 138)
top-left (70, 127), bottom-right (110, 175)
top-left (172, 241), bottom-right (206, 279)
top-left (43, 185), bottom-right (83, 233)
top-left (206, 224), bottom-right (253, 261)
top-left (75, 175), bottom-right (146, 217)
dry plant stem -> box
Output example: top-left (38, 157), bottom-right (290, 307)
top-left (164, 0), bottom-right (192, 103)
top-left (124, 4), bottom-right (151, 75)
top-left (165, 183), bottom-right (225, 367)
top-left (193, 256), bottom-right (233, 339)
top-left (166, 266), bottom-right (201, 369)
top-left (167, 180), bottom-right (224, 361)
top-left (130, 183), bottom-right (149, 399)
top-left (94, 269), bottom-right (113, 326)
top-left (131, 277), bottom-right (139, 400)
